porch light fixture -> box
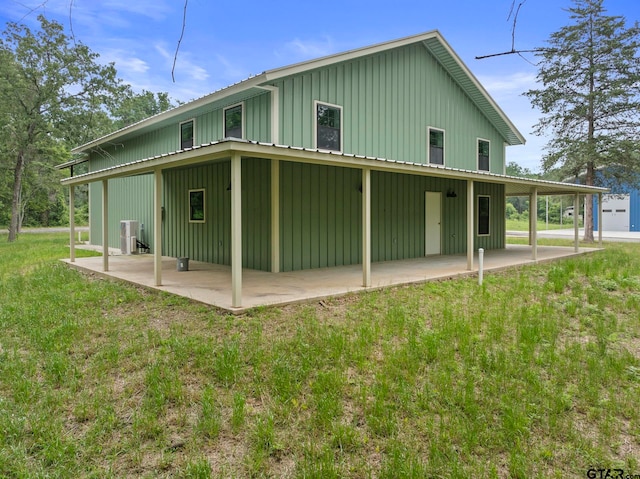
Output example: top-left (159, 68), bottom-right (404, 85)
top-left (446, 188), bottom-right (457, 198)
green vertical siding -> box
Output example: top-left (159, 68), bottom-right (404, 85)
top-left (162, 158), bottom-right (271, 270)
top-left (279, 162), bottom-right (362, 272)
top-left (273, 43), bottom-right (506, 172)
top-left (371, 171), bottom-right (468, 261)
top-left (89, 174), bottom-right (155, 251)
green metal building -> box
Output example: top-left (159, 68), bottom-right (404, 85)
top-left (61, 31), bottom-right (605, 308)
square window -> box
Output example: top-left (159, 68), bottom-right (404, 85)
top-left (189, 189), bottom-right (205, 223)
top-left (316, 102), bottom-right (342, 151)
top-left (478, 196), bottom-right (490, 236)
top-left (478, 139), bottom-right (490, 171)
top-left (224, 104), bottom-right (243, 138)
top-left (429, 128), bottom-right (444, 165)
top-left (180, 120), bottom-right (194, 149)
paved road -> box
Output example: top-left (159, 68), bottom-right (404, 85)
top-left (0, 226), bottom-right (89, 234)
top-left (508, 228), bottom-right (640, 243)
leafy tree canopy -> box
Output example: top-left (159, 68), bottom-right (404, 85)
top-left (0, 15), bottom-right (176, 239)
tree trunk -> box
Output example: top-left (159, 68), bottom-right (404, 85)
top-left (583, 163), bottom-right (594, 242)
top-left (8, 150), bottom-right (26, 242)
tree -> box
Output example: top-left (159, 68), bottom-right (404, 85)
top-left (111, 89), bottom-right (176, 130)
top-left (525, 0), bottom-right (640, 241)
top-left (0, 16), bottom-right (124, 241)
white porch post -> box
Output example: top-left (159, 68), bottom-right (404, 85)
top-left (271, 159), bottom-right (280, 273)
top-left (102, 179), bottom-right (109, 272)
top-left (467, 180), bottom-right (474, 271)
top-left (231, 153), bottom-right (242, 308)
top-left (154, 168), bottom-right (163, 286)
top-left (362, 167), bottom-right (371, 287)
top-left (574, 192), bottom-right (580, 252)
top-left (598, 192), bottom-right (603, 246)
top-left (69, 185), bottom-right (75, 262)
top-left (531, 188), bottom-right (538, 261)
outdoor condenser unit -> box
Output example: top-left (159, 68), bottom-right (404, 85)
top-left (120, 220), bottom-right (139, 255)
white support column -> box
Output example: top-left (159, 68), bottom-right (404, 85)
top-left (69, 185), bottom-right (75, 263)
top-left (574, 192), bottom-right (580, 252)
top-left (102, 179), bottom-right (109, 272)
top-left (467, 180), bottom-right (474, 271)
top-left (271, 159), bottom-right (280, 273)
top-left (362, 167), bottom-right (371, 287)
top-left (154, 168), bottom-right (163, 286)
top-left (598, 192), bottom-right (603, 246)
top-left (528, 193), bottom-right (533, 246)
top-left (531, 188), bottom-right (538, 261)
top-left (231, 153), bottom-right (242, 308)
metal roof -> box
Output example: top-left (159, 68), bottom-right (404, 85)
top-left (61, 139), bottom-right (606, 197)
top-left (70, 31), bottom-right (525, 155)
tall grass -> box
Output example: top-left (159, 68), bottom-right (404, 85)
top-left (1, 233), bottom-right (639, 477)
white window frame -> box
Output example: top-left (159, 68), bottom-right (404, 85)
top-left (476, 137), bottom-right (491, 171)
top-left (477, 195), bottom-right (491, 236)
top-left (427, 127), bottom-right (445, 166)
top-left (180, 118), bottom-right (195, 150)
top-left (313, 100), bottom-right (343, 152)
top-left (477, 138), bottom-right (490, 171)
top-left (188, 188), bottom-right (206, 224)
top-left (223, 102), bottom-right (245, 139)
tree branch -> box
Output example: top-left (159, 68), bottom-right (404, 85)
top-left (171, 0), bottom-right (188, 83)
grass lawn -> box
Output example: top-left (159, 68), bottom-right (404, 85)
top-left (506, 219), bottom-right (582, 231)
top-left (1, 233), bottom-right (639, 478)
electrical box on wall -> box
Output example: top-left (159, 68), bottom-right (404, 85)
top-left (120, 220), bottom-right (139, 255)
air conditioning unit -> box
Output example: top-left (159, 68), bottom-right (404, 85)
top-left (120, 220), bottom-right (139, 255)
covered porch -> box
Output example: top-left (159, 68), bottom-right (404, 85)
top-left (64, 244), bottom-right (601, 313)
top-left (62, 139), bottom-right (608, 312)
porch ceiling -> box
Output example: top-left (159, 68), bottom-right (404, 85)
top-left (61, 139), bottom-right (608, 197)
top-left (64, 244), bottom-right (601, 313)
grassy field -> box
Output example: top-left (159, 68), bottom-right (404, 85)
top-left (506, 219), bottom-right (581, 231)
top-left (0, 233), bottom-right (639, 478)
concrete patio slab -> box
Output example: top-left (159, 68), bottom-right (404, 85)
top-left (63, 244), bottom-right (600, 313)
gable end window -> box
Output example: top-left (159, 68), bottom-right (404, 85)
top-left (478, 195), bottom-right (490, 236)
top-left (315, 101), bottom-right (342, 152)
top-left (224, 103), bottom-right (243, 138)
top-left (180, 120), bottom-right (194, 149)
top-left (478, 139), bottom-right (490, 171)
top-left (189, 189), bottom-right (205, 223)
top-left (428, 128), bottom-right (445, 165)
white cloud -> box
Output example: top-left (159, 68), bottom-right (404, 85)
top-left (276, 36), bottom-right (337, 62)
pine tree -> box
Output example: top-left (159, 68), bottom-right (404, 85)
top-left (525, 0), bottom-right (640, 241)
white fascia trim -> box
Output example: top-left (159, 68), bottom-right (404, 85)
top-left (72, 74), bottom-right (267, 154)
top-left (425, 34), bottom-right (526, 146)
top-left (263, 30), bottom-right (441, 82)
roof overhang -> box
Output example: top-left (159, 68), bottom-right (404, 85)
top-left (71, 30), bottom-right (525, 155)
top-left (61, 139), bottom-right (606, 197)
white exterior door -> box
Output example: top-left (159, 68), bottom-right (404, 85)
top-left (425, 191), bottom-right (442, 255)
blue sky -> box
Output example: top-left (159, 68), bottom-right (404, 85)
top-left (1, 0), bottom-right (639, 172)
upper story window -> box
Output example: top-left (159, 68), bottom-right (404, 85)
top-left (315, 101), bottom-right (342, 152)
top-left (224, 103), bottom-right (243, 138)
top-left (180, 119), bottom-right (194, 149)
top-left (428, 127), bottom-right (445, 165)
top-left (478, 139), bottom-right (490, 171)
